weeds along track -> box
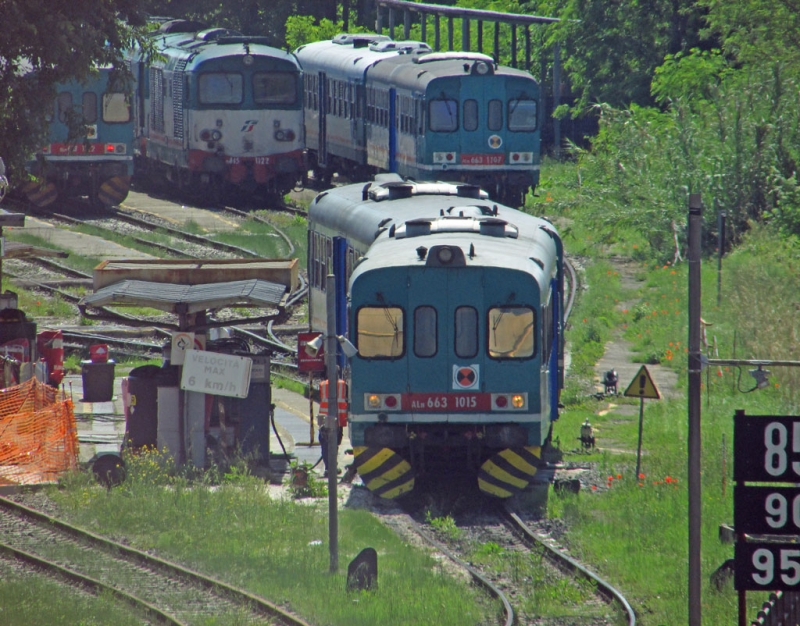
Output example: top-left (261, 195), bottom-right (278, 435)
top-left (0, 494), bottom-right (312, 626)
top-left (373, 480), bottom-right (633, 626)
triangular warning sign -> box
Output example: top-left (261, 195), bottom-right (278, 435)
top-left (623, 365), bottom-right (661, 400)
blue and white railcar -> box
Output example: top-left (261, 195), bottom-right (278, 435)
top-left (295, 34), bottom-right (431, 184)
top-left (308, 175), bottom-right (563, 498)
top-left (25, 67), bottom-right (134, 207)
top-left (130, 20), bottom-right (305, 200)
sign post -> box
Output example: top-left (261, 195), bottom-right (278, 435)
top-left (623, 365), bottom-right (661, 478)
top-left (298, 331), bottom-right (325, 445)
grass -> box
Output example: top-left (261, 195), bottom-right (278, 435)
top-left (42, 451), bottom-right (496, 626)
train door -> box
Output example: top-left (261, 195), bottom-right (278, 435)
top-left (318, 72), bottom-right (328, 167)
top-left (405, 267), bottom-right (485, 404)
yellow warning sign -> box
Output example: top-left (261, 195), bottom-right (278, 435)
top-left (623, 365), bottom-right (661, 400)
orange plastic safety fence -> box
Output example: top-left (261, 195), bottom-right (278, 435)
top-left (0, 378), bottom-right (78, 485)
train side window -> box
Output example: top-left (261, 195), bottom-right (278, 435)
top-left (199, 72), bottom-right (243, 105)
top-left (82, 93), bottom-right (98, 124)
top-left (463, 99), bottom-right (478, 131)
top-left (488, 306), bottom-right (535, 359)
top-left (454, 306), bottom-right (478, 358)
top-left (357, 306), bottom-right (404, 358)
top-left (57, 92), bottom-right (73, 124)
top-left (102, 93), bottom-right (131, 123)
top-left (488, 99), bottom-right (503, 131)
top-left (429, 99), bottom-right (458, 132)
top-left (253, 72), bottom-right (297, 105)
top-left (508, 98), bottom-right (538, 131)
top-left (414, 306), bottom-right (437, 358)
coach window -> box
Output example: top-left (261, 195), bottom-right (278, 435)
top-left (488, 99), bottom-right (503, 131)
top-left (57, 92), bottom-right (73, 123)
top-left (455, 306), bottom-right (478, 358)
top-left (102, 93), bottom-right (131, 123)
top-left (429, 98), bottom-right (458, 132)
top-left (82, 93), bottom-right (98, 124)
top-left (199, 73), bottom-right (243, 105)
top-left (508, 98), bottom-right (538, 131)
top-left (463, 99), bottom-right (478, 131)
top-left (357, 306), bottom-right (404, 358)
top-left (488, 306), bottom-right (535, 359)
top-left (253, 72), bottom-right (297, 105)
top-left (414, 306), bottom-right (437, 357)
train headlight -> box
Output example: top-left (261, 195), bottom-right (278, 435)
top-left (274, 129), bottom-right (296, 142)
top-left (492, 393), bottom-right (527, 411)
top-left (436, 247), bottom-right (454, 264)
top-left (211, 130), bottom-right (222, 141)
top-left (474, 61), bottom-right (490, 75)
top-left (368, 394), bottom-right (381, 408)
top-left (243, 54), bottom-right (254, 66)
top-left (200, 129), bottom-right (212, 141)
top-left (512, 394), bottom-right (525, 408)
top-left (365, 393), bottom-right (402, 411)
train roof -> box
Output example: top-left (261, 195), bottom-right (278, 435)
top-left (294, 36), bottom-right (430, 81)
top-left (309, 176), bottom-right (560, 254)
top-left (139, 27), bottom-right (299, 71)
top-left (365, 51), bottom-right (537, 90)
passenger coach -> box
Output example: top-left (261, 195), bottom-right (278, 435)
top-left (308, 175), bottom-right (564, 498)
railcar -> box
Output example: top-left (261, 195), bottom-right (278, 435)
top-left (295, 36), bottom-right (540, 207)
top-left (129, 20), bottom-right (305, 201)
top-left (308, 174), bottom-right (564, 498)
top-left (24, 67), bottom-right (134, 208)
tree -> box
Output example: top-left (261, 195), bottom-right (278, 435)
top-left (0, 0), bottom-right (149, 182)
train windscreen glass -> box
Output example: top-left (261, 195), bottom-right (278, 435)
top-left (199, 73), bottom-right (243, 104)
top-left (253, 72), bottom-right (298, 105)
top-left (488, 306), bottom-right (535, 358)
top-left (508, 99), bottom-right (538, 131)
top-left (357, 306), bottom-right (404, 358)
top-left (429, 99), bottom-right (458, 132)
top-left (102, 93), bottom-right (131, 123)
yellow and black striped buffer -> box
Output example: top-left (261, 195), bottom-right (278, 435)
top-left (353, 446), bottom-right (415, 499)
top-left (97, 176), bottom-right (131, 207)
top-left (23, 181), bottom-right (58, 207)
top-left (478, 446), bottom-right (542, 498)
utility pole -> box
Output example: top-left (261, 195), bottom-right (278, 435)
top-left (325, 274), bottom-right (339, 573)
top-left (688, 193), bottom-right (702, 625)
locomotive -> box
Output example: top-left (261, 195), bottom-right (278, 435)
top-left (308, 174), bottom-right (564, 498)
top-left (128, 20), bottom-right (305, 202)
top-left (296, 35), bottom-right (541, 207)
top-left (24, 66), bottom-right (135, 208)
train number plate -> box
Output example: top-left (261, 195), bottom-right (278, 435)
top-left (461, 153), bottom-right (505, 166)
top-left (402, 393), bottom-right (491, 412)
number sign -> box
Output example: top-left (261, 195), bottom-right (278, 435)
top-left (734, 485), bottom-right (800, 535)
top-left (735, 543), bottom-right (800, 591)
top-left (734, 414), bottom-right (800, 482)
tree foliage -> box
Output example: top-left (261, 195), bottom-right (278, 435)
top-left (0, 0), bottom-right (150, 180)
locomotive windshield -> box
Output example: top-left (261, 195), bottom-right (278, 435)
top-left (199, 72), bottom-right (243, 104)
top-left (102, 93), bottom-right (131, 123)
top-left (507, 98), bottom-right (538, 131)
top-left (253, 72), bottom-right (298, 105)
top-left (357, 306), bottom-right (404, 357)
top-left (488, 306), bottom-right (535, 358)
top-left (429, 98), bottom-right (458, 132)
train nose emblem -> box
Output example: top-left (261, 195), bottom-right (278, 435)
top-left (488, 135), bottom-right (503, 149)
top-left (453, 365), bottom-right (479, 390)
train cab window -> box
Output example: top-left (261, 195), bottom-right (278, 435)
top-left (102, 93), bottom-right (131, 123)
top-left (429, 99), bottom-right (458, 132)
top-left (488, 99), bottom-right (503, 131)
top-left (199, 72), bottom-right (243, 105)
top-left (82, 93), bottom-right (98, 124)
top-left (253, 72), bottom-right (298, 105)
top-left (488, 306), bottom-right (535, 359)
top-left (357, 306), bottom-right (404, 358)
top-left (57, 92), bottom-right (73, 123)
top-left (454, 306), bottom-right (478, 358)
top-left (414, 306), bottom-right (437, 358)
top-left (463, 99), bottom-right (478, 131)
top-left (508, 98), bottom-right (538, 131)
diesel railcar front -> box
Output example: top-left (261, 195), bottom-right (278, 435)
top-left (130, 20), bottom-right (305, 201)
top-left (308, 175), bottom-right (564, 498)
top-left (24, 67), bottom-right (134, 208)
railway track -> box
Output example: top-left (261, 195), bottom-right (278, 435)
top-left (0, 494), bottom-right (311, 626)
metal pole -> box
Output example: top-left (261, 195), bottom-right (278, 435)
top-left (635, 398), bottom-right (644, 478)
top-left (325, 275), bottom-right (339, 573)
top-left (688, 193), bottom-right (703, 626)
top-left (717, 210), bottom-right (726, 307)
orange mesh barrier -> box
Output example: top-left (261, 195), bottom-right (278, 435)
top-left (0, 378), bottom-right (78, 485)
